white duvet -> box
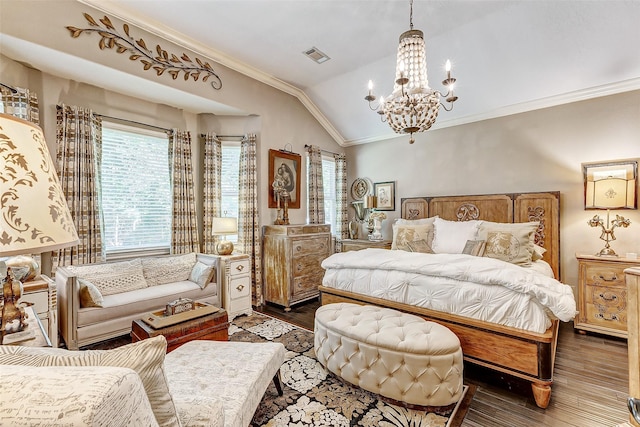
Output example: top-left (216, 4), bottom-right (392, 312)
top-left (321, 249), bottom-right (577, 333)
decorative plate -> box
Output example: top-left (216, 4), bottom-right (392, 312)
top-left (350, 178), bottom-right (370, 201)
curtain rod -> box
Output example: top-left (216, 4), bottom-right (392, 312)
top-left (304, 144), bottom-right (339, 156)
top-left (96, 113), bottom-right (172, 133)
top-left (0, 82), bottom-right (18, 93)
top-left (199, 133), bottom-right (245, 139)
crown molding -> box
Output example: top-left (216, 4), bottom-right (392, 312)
top-left (77, 0), bottom-right (346, 146)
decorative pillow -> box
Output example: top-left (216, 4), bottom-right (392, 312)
top-left (394, 216), bottom-right (438, 226)
top-left (462, 240), bottom-right (486, 257)
top-left (532, 244), bottom-right (547, 261)
top-left (431, 218), bottom-right (482, 254)
top-left (392, 223), bottom-right (435, 251)
top-left (477, 221), bottom-right (539, 266)
top-left (67, 259), bottom-right (147, 297)
top-left (406, 239), bottom-right (434, 254)
top-left (142, 253), bottom-right (197, 286)
top-left (78, 278), bottom-right (104, 308)
top-left (189, 261), bottom-right (215, 289)
top-left (0, 336), bottom-right (179, 427)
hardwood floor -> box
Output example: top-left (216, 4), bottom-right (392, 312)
top-left (257, 299), bottom-right (631, 427)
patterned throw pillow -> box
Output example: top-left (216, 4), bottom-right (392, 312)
top-left (189, 261), bottom-right (216, 289)
top-left (67, 259), bottom-right (148, 296)
top-left (462, 240), bottom-right (486, 256)
top-left (78, 278), bottom-right (104, 307)
top-left (142, 253), bottom-right (197, 286)
top-left (392, 224), bottom-right (435, 251)
top-left (406, 239), bottom-right (435, 254)
top-left (0, 336), bottom-right (179, 427)
top-left (477, 221), bottom-right (539, 266)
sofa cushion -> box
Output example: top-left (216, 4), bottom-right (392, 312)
top-left (0, 336), bottom-right (180, 427)
top-left (67, 259), bottom-right (148, 296)
top-left (0, 365), bottom-right (159, 426)
top-left (142, 253), bottom-right (197, 286)
top-left (189, 261), bottom-right (215, 289)
top-left (76, 280), bottom-right (218, 327)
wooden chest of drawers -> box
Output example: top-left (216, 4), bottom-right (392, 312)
top-left (575, 253), bottom-right (640, 338)
top-left (263, 224), bottom-right (331, 311)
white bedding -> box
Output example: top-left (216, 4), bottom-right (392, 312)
top-left (321, 249), bottom-right (577, 333)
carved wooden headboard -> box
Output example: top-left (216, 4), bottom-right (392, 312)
top-left (400, 191), bottom-right (560, 279)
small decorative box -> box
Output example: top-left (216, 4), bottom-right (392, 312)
top-left (165, 297), bottom-right (195, 316)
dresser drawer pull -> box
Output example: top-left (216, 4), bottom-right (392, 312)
top-left (598, 273), bottom-right (618, 282)
top-left (598, 293), bottom-right (618, 302)
top-left (595, 313), bottom-right (619, 321)
top-left (236, 284), bottom-right (245, 292)
top-left (236, 264), bottom-right (245, 272)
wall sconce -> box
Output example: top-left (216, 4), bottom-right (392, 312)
top-left (584, 160), bottom-right (637, 256)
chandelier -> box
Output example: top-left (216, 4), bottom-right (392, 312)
top-left (365, 0), bottom-right (458, 144)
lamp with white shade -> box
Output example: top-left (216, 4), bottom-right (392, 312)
top-left (0, 113), bottom-right (79, 341)
top-left (211, 217), bottom-right (237, 255)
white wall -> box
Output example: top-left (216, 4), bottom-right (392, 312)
top-left (346, 90), bottom-right (640, 288)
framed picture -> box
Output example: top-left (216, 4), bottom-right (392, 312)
top-left (268, 149), bottom-right (301, 209)
top-left (583, 159), bottom-right (637, 210)
top-left (374, 181), bottom-right (395, 211)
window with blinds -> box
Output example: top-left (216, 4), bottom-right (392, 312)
top-left (322, 155), bottom-right (337, 235)
top-left (220, 141), bottom-right (241, 243)
top-left (101, 121), bottom-right (172, 256)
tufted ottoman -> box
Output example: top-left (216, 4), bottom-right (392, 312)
top-left (314, 303), bottom-right (463, 408)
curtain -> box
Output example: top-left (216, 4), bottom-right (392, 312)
top-left (236, 134), bottom-right (262, 306)
top-left (54, 104), bottom-right (103, 267)
top-left (306, 145), bottom-right (325, 224)
top-left (202, 133), bottom-right (222, 254)
top-left (334, 153), bottom-right (349, 241)
top-left (169, 129), bottom-right (200, 254)
top-left (1, 87), bottom-right (39, 125)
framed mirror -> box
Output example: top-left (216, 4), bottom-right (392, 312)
top-left (583, 159), bottom-right (638, 210)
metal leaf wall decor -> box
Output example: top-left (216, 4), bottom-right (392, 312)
top-left (67, 13), bottom-right (222, 90)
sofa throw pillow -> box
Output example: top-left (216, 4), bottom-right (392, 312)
top-left (392, 223), bottom-right (435, 251)
top-left (0, 336), bottom-right (179, 427)
top-left (189, 261), bottom-right (215, 289)
top-left (78, 278), bottom-right (104, 308)
top-left (67, 259), bottom-right (147, 297)
top-left (477, 221), bottom-right (539, 266)
top-left (431, 218), bottom-right (481, 254)
top-left (142, 253), bottom-right (197, 286)
top-left (406, 239), bottom-right (435, 254)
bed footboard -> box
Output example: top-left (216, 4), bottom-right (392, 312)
top-left (319, 285), bottom-right (559, 409)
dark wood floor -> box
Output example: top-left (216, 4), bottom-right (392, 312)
top-left (257, 299), bottom-right (631, 427)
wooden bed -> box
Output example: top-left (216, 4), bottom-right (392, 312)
top-left (319, 191), bottom-right (561, 409)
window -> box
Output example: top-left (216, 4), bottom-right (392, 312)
top-left (220, 141), bottom-right (241, 243)
top-left (322, 155), bottom-right (337, 235)
top-left (100, 121), bottom-right (172, 256)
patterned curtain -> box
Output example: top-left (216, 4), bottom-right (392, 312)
top-left (236, 134), bottom-right (262, 306)
top-left (334, 153), bottom-right (349, 241)
top-left (306, 145), bottom-right (325, 224)
top-left (202, 133), bottom-right (222, 254)
top-left (54, 104), bottom-right (103, 267)
top-left (169, 130), bottom-right (200, 254)
top-left (1, 87), bottom-right (39, 124)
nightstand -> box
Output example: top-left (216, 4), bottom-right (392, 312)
top-left (215, 253), bottom-right (252, 321)
top-left (22, 276), bottom-right (57, 347)
top-left (340, 239), bottom-right (392, 252)
top-left (575, 253), bottom-right (640, 338)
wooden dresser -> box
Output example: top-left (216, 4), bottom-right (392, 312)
top-left (340, 239), bottom-right (391, 252)
top-left (575, 253), bottom-right (640, 338)
top-left (263, 224), bottom-right (331, 311)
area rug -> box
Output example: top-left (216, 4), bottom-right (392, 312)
top-left (230, 312), bottom-right (475, 427)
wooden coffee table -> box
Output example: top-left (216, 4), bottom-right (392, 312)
top-left (131, 308), bottom-right (229, 353)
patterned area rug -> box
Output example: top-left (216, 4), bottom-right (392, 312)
top-left (230, 312), bottom-right (475, 427)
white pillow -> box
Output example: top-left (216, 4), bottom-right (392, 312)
top-left (189, 261), bottom-right (215, 289)
top-left (431, 218), bottom-right (481, 254)
top-left (394, 216), bottom-right (438, 226)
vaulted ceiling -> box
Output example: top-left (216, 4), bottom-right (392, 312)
top-left (3, 1), bottom-right (640, 146)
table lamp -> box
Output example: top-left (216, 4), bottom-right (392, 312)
top-left (586, 175), bottom-right (632, 256)
top-left (0, 113), bottom-right (79, 341)
top-left (211, 217), bottom-right (237, 255)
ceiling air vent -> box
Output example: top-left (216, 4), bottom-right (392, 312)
top-left (303, 47), bottom-right (330, 64)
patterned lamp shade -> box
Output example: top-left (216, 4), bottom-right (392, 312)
top-left (0, 114), bottom-right (79, 256)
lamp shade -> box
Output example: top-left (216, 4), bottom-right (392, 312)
top-left (592, 177), bottom-right (629, 209)
top-left (211, 217), bottom-right (237, 235)
top-left (0, 114), bottom-right (79, 256)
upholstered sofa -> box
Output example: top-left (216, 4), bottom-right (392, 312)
top-left (55, 252), bottom-right (220, 350)
top-left (0, 336), bottom-right (286, 427)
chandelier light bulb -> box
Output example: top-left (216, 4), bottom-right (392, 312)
top-left (445, 59), bottom-right (451, 72)
top-left (368, 80), bottom-right (373, 91)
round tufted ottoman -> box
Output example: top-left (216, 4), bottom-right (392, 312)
top-left (314, 302), bottom-right (463, 408)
